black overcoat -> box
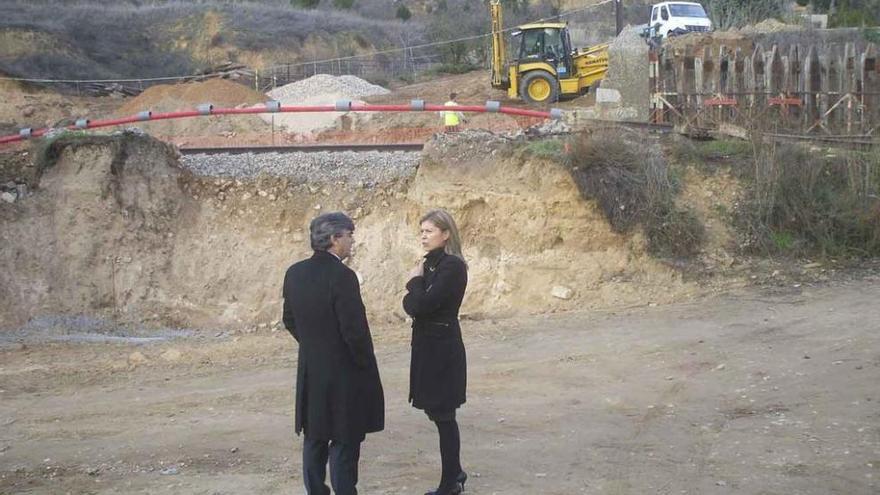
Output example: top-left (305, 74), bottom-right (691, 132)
top-left (282, 250), bottom-right (384, 442)
top-left (403, 248), bottom-right (468, 412)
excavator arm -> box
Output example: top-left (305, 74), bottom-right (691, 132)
top-left (572, 42), bottom-right (609, 90)
top-left (490, 0), bottom-right (507, 89)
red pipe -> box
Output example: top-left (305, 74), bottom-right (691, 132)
top-left (0, 103), bottom-right (555, 146)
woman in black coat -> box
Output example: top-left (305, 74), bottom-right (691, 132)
top-left (403, 209), bottom-right (469, 495)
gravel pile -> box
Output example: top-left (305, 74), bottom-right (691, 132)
top-left (261, 74), bottom-right (390, 134)
top-left (180, 150), bottom-right (420, 183)
top-left (267, 74), bottom-right (389, 102)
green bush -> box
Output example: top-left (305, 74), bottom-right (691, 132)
top-left (396, 5), bottom-right (412, 21)
top-left (564, 129), bottom-right (705, 258)
top-left (333, 0), bottom-right (355, 9)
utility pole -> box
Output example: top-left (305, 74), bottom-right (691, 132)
top-left (615, 0), bottom-right (623, 35)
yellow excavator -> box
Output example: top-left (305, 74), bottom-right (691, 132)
top-left (490, 0), bottom-right (609, 104)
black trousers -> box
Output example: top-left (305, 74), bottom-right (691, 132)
top-left (302, 436), bottom-right (361, 495)
top-left (426, 409), bottom-right (462, 491)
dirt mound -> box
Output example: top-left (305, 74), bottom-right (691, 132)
top-left (664, 30), bottom-right (755, 56)
top-left (0, 132), bottom-right (697, 330)
top-left (740, 18), bottom-right (801, 34)
top-left (117, 79), bottom-right (266, 115)
top-left (114, 79), bottom-right (271, 138)
top-left (0, 80), bottom-right (120, 133)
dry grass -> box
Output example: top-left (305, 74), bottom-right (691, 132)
top-left (735, 137), bottom-right (880, 257)
top-left (0, 1), bottom-right (416, 81)
top-left (564, 128), bottom-right (705, 258)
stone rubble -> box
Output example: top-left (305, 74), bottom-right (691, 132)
top-left (179, 150), bottom-right (420, 183)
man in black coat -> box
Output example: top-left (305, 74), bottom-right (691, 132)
top-left (282, 212), bottom-right (384, 495)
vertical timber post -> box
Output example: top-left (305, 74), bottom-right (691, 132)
top-left (616, 0), bottom-right (623, 36)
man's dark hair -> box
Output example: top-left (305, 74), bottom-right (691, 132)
top-left (310, 212), bottom-right (355, 251)
top-left (449, 92), bottom-right (457, 100)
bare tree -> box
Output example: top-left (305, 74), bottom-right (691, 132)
top-left (702, 0), bottom-right (786, 29)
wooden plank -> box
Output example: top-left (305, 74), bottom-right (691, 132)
top-left (745, 45), bottom-right (758, 108)
top-left (732, 48), bottom-right (742, 95)
top-left (861, 44), bottom-right (879, 133)
top-left (845, 42), bottom-right (856, 133)
top-left (714, 45), bottom-right (725, 95)
top-left (804, 45), bottom-right (817, 131)
top-left (818, 46), bottom-right (830, 131)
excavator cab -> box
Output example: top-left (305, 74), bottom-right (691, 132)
top-left (514, 26), bottom-right (573, 79)
top-left (505, 23), bottom-right (577, 104)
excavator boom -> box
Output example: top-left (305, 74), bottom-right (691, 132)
top-left (489, 0), bottom-right (507, 89)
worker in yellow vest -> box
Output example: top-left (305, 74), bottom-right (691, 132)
top-left (441, 92), bottom-right (466, 133)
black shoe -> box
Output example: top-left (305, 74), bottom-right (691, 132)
top-left (424, 483), bottom-right (462, 495)
top-left (457, 471), bottom-right (468, 491)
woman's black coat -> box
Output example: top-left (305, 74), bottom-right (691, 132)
top-left (282, 250), bottom-right (385, 442)
top-left (403, 248), bottom-right (468, 412)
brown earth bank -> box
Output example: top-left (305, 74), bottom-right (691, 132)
top-left (0, 278), bottom-right (878, 494)
top-left (0, 131), bottom-right (707, 331)
top-left (0, 79), bottom-right (120, 133)
top-left (112, 79), bottom-right (272, 139)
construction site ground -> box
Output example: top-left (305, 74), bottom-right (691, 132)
top-left (0, 72), bottom-right (591, 149)
top-left (2, 278), bottom-right (879, 494)
top-left (1, 66), bottom-right (879, 495)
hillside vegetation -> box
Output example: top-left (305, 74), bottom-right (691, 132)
top-left (0, 0), bottom-right (635, 83)
top-left (0, 1), bottom-right (419, 80)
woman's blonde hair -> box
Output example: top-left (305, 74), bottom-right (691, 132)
top-left (421, 209), bottom-right (465, 263)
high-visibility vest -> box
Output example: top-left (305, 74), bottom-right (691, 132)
top-left (443, 101), bottom-right (461, 126)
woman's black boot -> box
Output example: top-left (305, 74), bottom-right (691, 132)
top-left (424, 484), bottom-right (462, 495)
top-left (457, 471), bottom-right (468, 491)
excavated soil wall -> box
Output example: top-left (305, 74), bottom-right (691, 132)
top-left (0, 133), bottom-right (694, 330)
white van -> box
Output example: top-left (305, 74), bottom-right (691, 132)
top-left (648, 2), bottom-right (713, 38)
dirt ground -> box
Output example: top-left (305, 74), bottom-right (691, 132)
top-left (1, 277), bottom-right (879, 495)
